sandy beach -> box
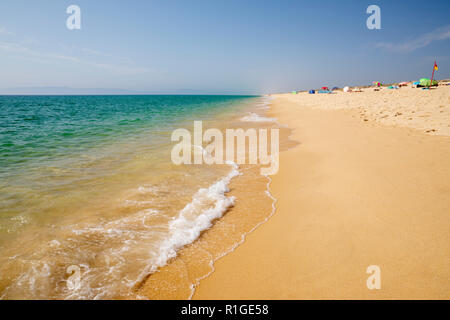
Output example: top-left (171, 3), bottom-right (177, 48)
top-left (192, 85), bottom-right (450, 299)
top-left (3, 1), bottom-right (450, 304)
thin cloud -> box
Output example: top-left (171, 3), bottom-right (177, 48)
top-left (79, 46), bottom-right (135, 65)
top-left (0, 41), bottom-right (150, 75)
top-left (0, 27), bottom-right (15, 36)
top-left (81, 47), bottom-right (105, 56)
top-left (59, 44), bottom-right (136, 66)
top-left (375, 25), bottom-right (450, 53)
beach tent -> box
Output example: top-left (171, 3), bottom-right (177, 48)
top-left (309, 90), bottom-right (315, 94)
top-left (419, 78), bottom-right (438, 87)
top-left (343, 86), bottom-right (350, 93)
top-left (332, 87), bottom-right (339, 91)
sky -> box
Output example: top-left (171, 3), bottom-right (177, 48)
top-left (0, 0), bottom-right (449, 94)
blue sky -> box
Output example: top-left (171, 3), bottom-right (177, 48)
top-left (0, 0), bottom-right (449, 94)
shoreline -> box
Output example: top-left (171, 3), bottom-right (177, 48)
top-left (137, 163), bottom-right (276, 299)
top-left (0, 95), bottom-right (276, 300)
top-left (191, 89), bottom-right (450, 299)
top-left (136, 98), bottom-right (294, 299)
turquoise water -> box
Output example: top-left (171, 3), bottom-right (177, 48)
top-left (0, 95), bottom-right (254, 176)
top-left (0, 95), bottom-right (256, 220)
top-left (0, 94), bottom-right (262, 299)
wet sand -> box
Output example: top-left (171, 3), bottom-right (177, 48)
top-left (137, 109), bottom-right (296, 300)
top-left (192, 88), bottom-right (450, 299)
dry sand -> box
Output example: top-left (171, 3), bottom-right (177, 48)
top-left (288, 85), bottom-right (450, 136)
top-left (192, 85), bottom-right (450, 299)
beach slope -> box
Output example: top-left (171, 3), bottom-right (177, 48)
top-left (193, 89), bottom-right (450, 299)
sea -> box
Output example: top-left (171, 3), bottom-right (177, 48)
top-left (0, 94), bottom-right (287, 299)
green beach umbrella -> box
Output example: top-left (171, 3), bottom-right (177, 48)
top-left (419, 78), bottom-right (438, 87)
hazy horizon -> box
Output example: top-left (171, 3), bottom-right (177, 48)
top-left (0, 86), bottom-right (261, 95)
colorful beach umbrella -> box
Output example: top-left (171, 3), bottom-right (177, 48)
top-left (419, 78), bottom-right (438, 87)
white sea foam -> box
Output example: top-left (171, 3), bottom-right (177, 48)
top-left (123, 200), bottom-right (154, 207)
top-left (186, 172), bottom-right (278, 300)
top-left (240, 112), bottom-right (276, 123)
top-left (137, 186), bottom-right (158, 194)
top-left (133, 161), bottom-right (241, 286)
top-left (255, 102), bottom-right (270, 109)
top-left (1, 162), bottom-right (240, 300)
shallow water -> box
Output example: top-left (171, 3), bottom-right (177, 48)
top-left (1, 95), bottom-right (280, 299)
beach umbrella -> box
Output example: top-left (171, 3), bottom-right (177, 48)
top-left (419, 78), bottom-right (438, 87)
top-left (343, 86), bottom-right (350, 93)
top-left (372, 81), bottom-right (382, 87)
